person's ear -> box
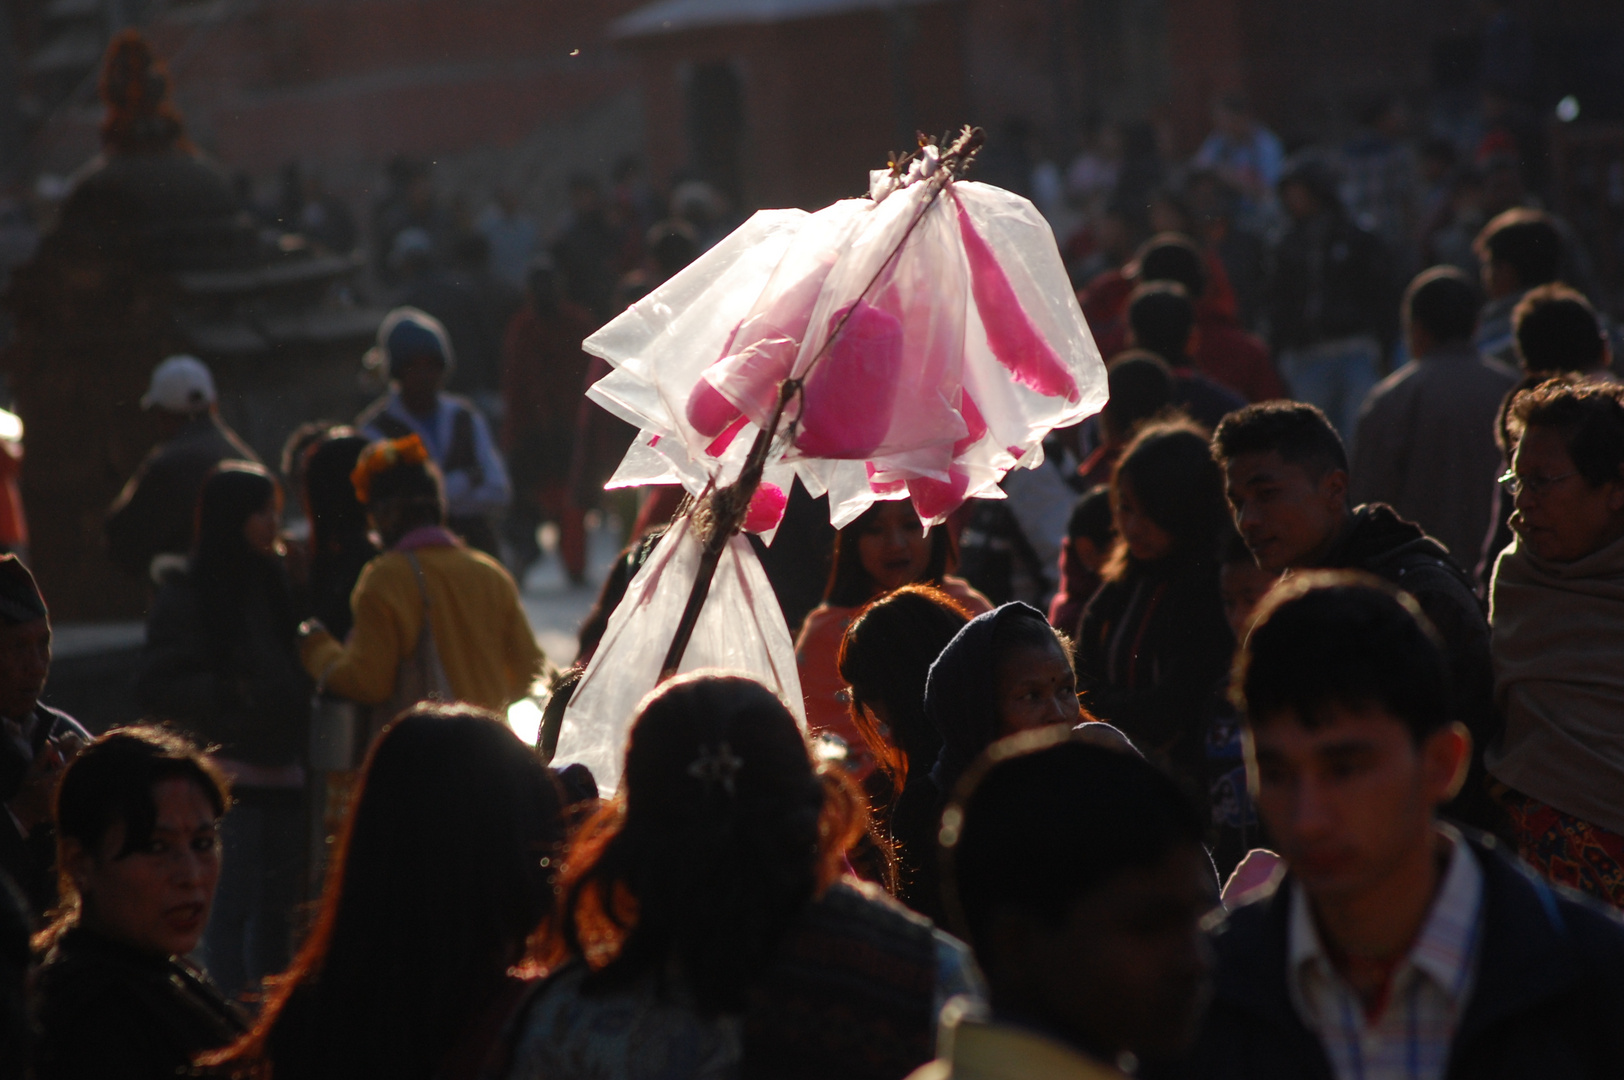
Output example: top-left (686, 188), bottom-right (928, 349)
top-left (1422, 722), bottom-right (1471, 804)
top-left (1317, 467), bottom-right (1348, 511)
top-left (60, 837), bottom-right (94, 899)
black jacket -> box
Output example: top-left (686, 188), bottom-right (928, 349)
top-left (1316, 504), bottom-right (1499, 830)
top-left (104, 414), bottom-right (260, 580)
top-left (1077, 556), bottom-right (1235, 789)
top-left (0, 704), bottom-right (89, 919)
top-left (1267, 210), bottom-right (1391, 352)
top-left (137, 564), bottom-right (310, 768)
top-left (33, 925), bottom-right (245, 1080)
top-left (1166, 835), bottom-right (1624, 1080)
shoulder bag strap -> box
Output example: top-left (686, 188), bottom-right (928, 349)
top-left (405, 552), bottom-right (454, 701)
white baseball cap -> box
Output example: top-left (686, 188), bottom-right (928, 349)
top-left (140, 354), bottom-right (216, 413)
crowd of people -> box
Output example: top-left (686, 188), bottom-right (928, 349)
top-left (0, 67), bottom-right (1622, 1080)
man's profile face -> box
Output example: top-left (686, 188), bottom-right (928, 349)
top-left (1248, 703), bottom-right (1462, 902)
top-left (0, 617), bottom-right (50, 720)
top-left (1223, 451), bottom-right (1346, 573)
top-left (1001, 844), bottom-right (1217, 1061)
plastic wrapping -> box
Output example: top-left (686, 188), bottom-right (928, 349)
top-left (584, 177), bottom-right (1107, 531)
top-left (552, 517), bottom-right (805, 794)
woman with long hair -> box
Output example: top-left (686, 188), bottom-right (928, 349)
top-left (796, 502), bottom-right (990, 776)
top-left (137, 462), bottom-right (310, 1000)
top-left (203, 704), bottom-right (566, 1080)
top-left (1075, 421), bottom-right (1235, 798)
top-left (32, 726), bottom-right (243, 1080)
top-left (296, 429), bottom-right (379, 641)
top-left (836, 585), bottom-right (970, 911)
top-left (508, 673), bottom-right (976, 1080)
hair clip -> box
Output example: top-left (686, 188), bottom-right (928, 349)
top-left (687, 741), bottom-right (744, 796)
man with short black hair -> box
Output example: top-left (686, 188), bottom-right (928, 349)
top-left (1127, 283), bottom-right (1245, 429)
top-left (910, 727), bottom-right (1216, 1079)
top-left (1473, 208), bottom-right (1564, 368)
top-left (1511, 283), bottom-right (1611, 376)
top-left (1351, 267), bottom-right (1517, 564)
top-left (1175, 574), bottom-right (1624, 1079)
top-left (1213, 402), bottom-right (1496, 828)
top-left (0, 556), bottom-right (89, 921)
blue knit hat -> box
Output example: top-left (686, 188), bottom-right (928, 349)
top-left (364, 306), bottom-right (455, 381)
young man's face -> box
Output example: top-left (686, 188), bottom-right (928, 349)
top-left (1248, 703), bottom-right (1466, 903)
top-left (1223, 451), bottom-right (1348, 573)
top-left (993, 843), bottom-right (1217, 1062)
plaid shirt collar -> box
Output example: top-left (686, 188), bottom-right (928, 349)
top-left (1288, 824), bottom-right (1485, 1018)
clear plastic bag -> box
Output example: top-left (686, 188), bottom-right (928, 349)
top-left (552, 516), bottom-right (805, 794)
top-left (582, 175), bottom-right (1107, 532)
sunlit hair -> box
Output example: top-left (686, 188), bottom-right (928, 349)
top-left (538, 673), bottom-right (865, 1015)
top-left (838, 585), bottom-right (971, 790)
top-left (204, 705), bottom-right (564, 1080)
top-left (823, 502), bottom-right (953, 608)
top-left (1506, 377), bottom-right (1624, 488)
top-left (38, 725), bottom-right (228, 951)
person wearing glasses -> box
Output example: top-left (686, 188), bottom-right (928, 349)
top-left (1487, 379), bottom-right (1624, 907)
top-left (1211, 402), bottom-right (1498, 831)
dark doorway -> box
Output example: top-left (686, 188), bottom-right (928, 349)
top-left (686, 60), bottom-right (746, 202)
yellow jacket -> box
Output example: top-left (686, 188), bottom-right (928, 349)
top-left (300, 544), bottom-right (543, 715)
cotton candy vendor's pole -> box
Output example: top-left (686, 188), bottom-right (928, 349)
top-left (653, 126), bottom-right (987, 682)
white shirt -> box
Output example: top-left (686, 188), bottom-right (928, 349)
top-left (1287, 827), bottom-right (1485, 1080)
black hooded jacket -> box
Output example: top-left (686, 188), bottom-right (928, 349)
top-left (1313, 503), bottom-right (1499, 828)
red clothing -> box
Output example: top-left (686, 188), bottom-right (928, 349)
top-left (0, 438), bottom-right (26, 549)
top-left (1077, 255), bottom-right (1285, 403)
top-left (795, 577), bottom-right (992, 776)
top-left (500, 301), bottom-right (595, 455)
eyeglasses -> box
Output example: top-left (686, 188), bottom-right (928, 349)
top-left (1498, 469), bottom-right (1578, 498)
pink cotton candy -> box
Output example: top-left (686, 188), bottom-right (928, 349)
top-left (954, 194), bottom-right (1079, 402)
top-left (956, 392), bottom-right (988, 455)
top-left (794, 300), bottom-right (903, 459)
top-left (705, 414), bottom-right (750, 456)
top-left (908, 469), bottom-right (970, 521)
top-left (687, 379), bottom-right (744, 438)
top-left (743, 482), bottom-right (788, 534)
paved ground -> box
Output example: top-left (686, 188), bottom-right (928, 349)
top-left (508, 517), bottom-right (625, 743)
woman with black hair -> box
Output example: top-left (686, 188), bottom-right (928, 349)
top-left (509, 673), bottom-right (978, 1080)
top-left (837, 585), bottom-right (970, 911)
top-left (137, 462), bottom-right (311, 999)
top-left (33, 726), bottom-right (244, 1080)
top-left (202, 704), bottom-right (565, 1080)
top-left (1076, 421), bottom-right (1235, 799)
top-left (296, 429), bottom-right (379, 641)
top-left (795, 502), bottom-right (990, 775)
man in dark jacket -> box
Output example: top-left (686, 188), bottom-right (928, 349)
top-left (1165, 576), bottom-right (1624, 1080)
top-left (1267, 160), bottom-right (1392, 439)
top-left (105, 355), bottom-right (259, 581)
top-left (0, 556), bottom-right (89, 921)
top-left (1214, 402), bottom-right (1498, 831)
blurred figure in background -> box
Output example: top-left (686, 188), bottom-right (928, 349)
top-left (137, 463), bottom-right (310, 1000)
top-left (106, 355), bottom-right (260, 583)
top-left (551, 173), bottom-right (621, 323)
top-left (358, 307), bottom-right (511, 557)
top-left (1352, 266), bottom-right (1517, 565)
top-left (32, 727), bottom-right (243, 1080)
top-left (1267, 160), bottom-right (1391, 440)
top-left (501, 256), bottom-right (595, 583)
top-left (294, 430), bottom-right (378, 641)
top-left (1125, 283), bottom-right (1246, 429)
top-left (1193, 95), bottom-right (1283, 229)
top-left (1048, 485), bottom-right (1113, 634)
top-left (1473, 208), bottom-right (1563, 369)
top-left (1338, 96), bottom-right (1419, 275)
top-left (477, 187), bottom-right (538, 290)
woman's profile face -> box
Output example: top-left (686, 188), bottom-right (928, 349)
top-left (1115, 478), bottom-right (1175, 563)
top-left (68, 778), bottom-right (221, 958)
top-left (996, 634), bottom-right (1082, 736)
top-left (242, 496), bottom-right (281, 556)
top-left (1510, 425), bottom-right (1624, 564)
top-left (856, 503), bottom-right (932, 594)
